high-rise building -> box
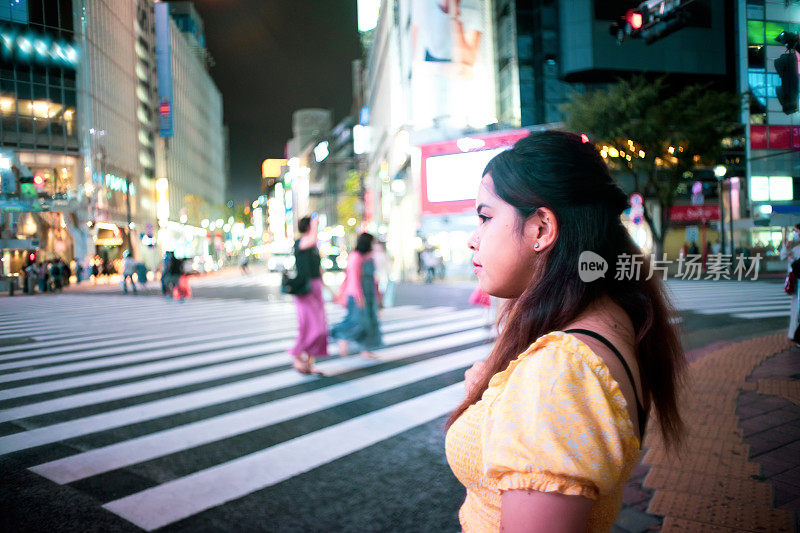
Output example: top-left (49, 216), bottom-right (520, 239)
top-left (0, 0), bottom-right (161, 276)
top-left (154, 1), bottom-right (225, 258)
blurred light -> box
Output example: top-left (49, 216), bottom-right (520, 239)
top-left (580, 134), bottom-right (590, 143)
top-left (216, 218), bottom-right (224, 226)
top-left (357, 0), bottom-right (380, 32)
top-left (353, 125), bottom-right (370, 155)
top-left (608, 147), bottom-right (619, 158)
top-left (347, 217), bottom-right (356, 226)
top-left (129, 222), bottom-right (136, 230)
top-left (314, 141), bottom-right (329, 162)
top-left (638, 150), bottom-right (645, 158)
top-left (626, 9), bottom-right (643, 30)
top-left (0, 157), bottom-right (10, 169)
top-left (713, 165), bottom-right (727, 178)
top-left (201, 219), bottom-right (209, 228)
top-left (668, 146), bottom-right (675, 154)
top-left (179, 214), bottom-right (188, 224)
top-left (456, 137), bottom-right (485, 152)
top-left (758, 204), bottom-right (773, 215)
top-left (262, 158), bottom-right (287, 179)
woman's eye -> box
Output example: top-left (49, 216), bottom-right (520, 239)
top-left (478, 215), bottom-right (490, 223)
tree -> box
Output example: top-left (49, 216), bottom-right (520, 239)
top-left (561, 76), bottom-right (741, 255)
top-left (336, 170), bottom-right (363, 241)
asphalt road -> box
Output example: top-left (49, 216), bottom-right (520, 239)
top-left (0, 274), bottom-right (789, 532)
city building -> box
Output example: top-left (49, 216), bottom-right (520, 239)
top-left (154, 0), bottom-right (225, 259)
top-left (0, 0), bottom-right (161, 276)
top-left (738, 0), bottom-right (800, 270)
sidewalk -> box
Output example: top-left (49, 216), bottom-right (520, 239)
top-left (617, 331), bottom-right (799, 532)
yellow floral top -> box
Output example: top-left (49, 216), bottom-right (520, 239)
top-left (445, 331), bottom-right (642, 532)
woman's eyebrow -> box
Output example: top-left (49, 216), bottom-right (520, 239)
top-left (476, 203), bottom-right (490, 213)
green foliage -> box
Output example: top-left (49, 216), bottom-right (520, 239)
top-left (337, 170), bottom-right (362, 239)
top-left (561, 76), bottom-right (741, 248)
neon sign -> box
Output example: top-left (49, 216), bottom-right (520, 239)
top-left (0, 26), bottom-right (79, 68)
top-left (104, 173), bottom-right (136, 196)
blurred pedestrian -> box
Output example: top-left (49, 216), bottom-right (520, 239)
top-left (59, 258), bottom-right (70, 287)
top-left (90, 259), bottom-right (99, 283)
top-left (421, 246), bottom-right (437, 283)
top-left (37, 262), bottom-right (48, 292)
top-left (288, 214), bottom-right (328, 375)
top-left (331, 232), bottom-right (382, 358)
top-left (135, 261), bottom-right (148, 288)
top-left (161, 251), bottom-right (174, 295)
top-left (121, 250), bottom-right (137, 294)
top-left (372, 240), bottom-right (390, 308)
top-left (780, 223), bottom-right (800, 343)
top-left (445, 131), bottom-right (684, 532)
top-left (74, 258), bottom-right (83, 283)
top-left (49, 260), bottom-right (62, 292)
top-left (24, 262), bottom-right (36, 294)
top-left (239, 254), bottom-right (250, 274)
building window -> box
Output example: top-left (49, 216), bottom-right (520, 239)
top-left (751, 176), bottom-right (794, 202)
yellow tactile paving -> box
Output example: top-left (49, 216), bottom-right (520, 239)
top-left (641, 332), bottom-right (794, 531)
top-left (661, 516), bottom-right (758, 532)
top-left (648, 490), bottom-right (794, 532)
top-left (758, 378), bottom-right (800, 406)
top-left (643, 468), bottom-right (773, 507)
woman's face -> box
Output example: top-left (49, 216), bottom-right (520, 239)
top-left (468, 174), bottom-right (539, 299)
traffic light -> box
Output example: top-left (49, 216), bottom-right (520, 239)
top-left (774, 31), bottom-right (799, 115)
top-left (610, 8), bottom-right (648, 43)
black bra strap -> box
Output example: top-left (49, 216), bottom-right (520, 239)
top-left (564, 328), bottom-right (647, 437)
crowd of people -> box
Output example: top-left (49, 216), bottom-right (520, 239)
top-left (17, 254), bottom-right (148, 295)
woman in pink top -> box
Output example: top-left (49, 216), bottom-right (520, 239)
top-left (331, 232), bottom-right (382, 358)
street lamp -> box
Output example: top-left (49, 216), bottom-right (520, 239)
top-left (714, 165), bottom-right (728, 255)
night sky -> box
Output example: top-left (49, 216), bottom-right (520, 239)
top-left (188, 0), bottom-right (361, 203)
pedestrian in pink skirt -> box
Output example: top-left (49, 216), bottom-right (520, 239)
top-left (289, 214), bottom-right (328, 375)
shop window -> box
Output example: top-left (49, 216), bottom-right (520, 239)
top-left (748, 45), bottom-right (765, 68)
top-left (748, 20), bottom-right (765, 45)
top-left (752, 176), bottom-right (794, 201)
top-left (765, 21), bottom-right (799, 45)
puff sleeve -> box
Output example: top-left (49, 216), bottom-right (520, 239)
top-left (480, 338), bottom-right (637, 499)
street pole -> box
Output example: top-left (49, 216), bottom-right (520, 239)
top-left (125, 176), bottom-right (132, 255)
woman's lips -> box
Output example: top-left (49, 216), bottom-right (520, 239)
top-left (473, 262), bottom-right (482, 275)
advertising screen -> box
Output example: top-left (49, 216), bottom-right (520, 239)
top-left (409, 0), bottom-right (495, 130)
top-left (419, 129), bottom-right (530, 215)
top-left (425, 147), bottom-right (507, 203)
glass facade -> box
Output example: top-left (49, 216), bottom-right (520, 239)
top-left (0, 0), bottom-right (79, 158)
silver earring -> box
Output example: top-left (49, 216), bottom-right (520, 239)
top-left (534, 242), bottom-right (540, 250)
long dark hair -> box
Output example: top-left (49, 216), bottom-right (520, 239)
top-left (355, 232), bottom-right (375, 254)
top-left (447, 131), bottom-right (685, 448)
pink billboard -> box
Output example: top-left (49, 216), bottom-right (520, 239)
top-left (419, 129), bottom-right (529, 215)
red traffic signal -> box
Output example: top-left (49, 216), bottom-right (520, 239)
top-left (28, 252), bottom-right (36, 262)
top-left (33, 174), bottom-right (45, 188)
top-left (626, 9), bottom-right (644, 31)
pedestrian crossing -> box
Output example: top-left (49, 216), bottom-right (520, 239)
top-left (664, 279), bottom-right (792, 320)
top-left (0, 294), bottom-right (492, 530)
top-left (0, 279), bottom-right (789, 530)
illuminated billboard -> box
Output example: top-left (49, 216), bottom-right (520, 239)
top-left (419, 129), bottom-right (529, 215)
top-left (409, 0), bottom-right (496, 130)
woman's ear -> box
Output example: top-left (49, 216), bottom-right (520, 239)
top-left (524, 207), bottom-right (558, 252)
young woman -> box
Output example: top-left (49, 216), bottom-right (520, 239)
top-left (289, 214), bottom-right (328, 375)
top-left (445, 131), bottom-right (684, 532)
top-left (331, 232), bottom-right (382, 358)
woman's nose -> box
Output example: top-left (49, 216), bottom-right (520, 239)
top-left (468, 231), bottom-right (478, 251)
